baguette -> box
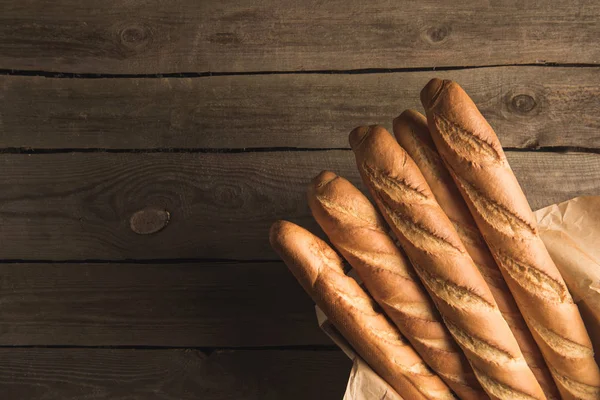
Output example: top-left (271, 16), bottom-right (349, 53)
top-left (308, 171), bottom-right (486, 399)
top-left (393, 110), bottom-right (560, 400)
top-left (349, 125), bottom-right (545, 399)
top-left (269, 220), bottom-right (454, 399)
top-left (420, 78), bottom-right (600, 400)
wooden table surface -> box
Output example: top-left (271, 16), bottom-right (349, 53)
top-left (1, 1), bottom-right (599, 398)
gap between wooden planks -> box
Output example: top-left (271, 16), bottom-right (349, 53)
top-left (1, 66), bottom-right (599, 149)
top-left (0, 347), bottom-right (350, 399)
top-left (1, 0), bottom-right (599, 73)
top-left (0, 150), bottom-right (597, 261)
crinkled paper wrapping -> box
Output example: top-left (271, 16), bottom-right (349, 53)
top-left (316, 196), bottom-right (600, 399)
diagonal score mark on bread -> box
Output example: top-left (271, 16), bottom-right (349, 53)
top-left (502, 312), bottom-right (533, 341)
top-left (450, 219), bottom-right (486, 247)
top-left (380, 299), bottom-right (459, 353)
top-left (380, 300), bottom-right (438, 325)
top-left (317, 275), bottom-right (380, 318)
top-left (309, 241), bottom-right (380, 317)
top-left (387, 359), bottom-right (458, 400)
top-left (315, 194), bottom-right (384, 229)
top-left (547, 364), bottom-right (600, 398)
top-left (443, 319), bottom-right (523, 366)
top-left (453, 173), bottom-right (537, 237)
top-left (432, 113), bottom-right (503, 164)
top-left (362, 162), bottom-right (430, 202)
top-left (434, 370), bottom-right (471, 386)
top-left (385, 206), bottom-right (464, 254)
top-left (332, 288), bottom-right (381, 317)
top-left (393, 358), bottom-right (435, 376)
top-left (473, 261), bottom-right (508, 290)
top-left (494, 251), bottom-right (571, 303)
top-left (472, 366), bottom-right (541, 400)
top-left (337, 245), bottom-right (416, 282)
top-left (366, 323), bottom-right (410, 347)
top-left (404, 125), bottom-right (451, 183)
top-left (362, 172), bottom-right (464, 254)
top-left (524, 315), bottom-right (594, 359)
top-left (412, 262), bottom-right (497, 312)
top-left (411, 335), bottom-right (458, 354)
top-left (388, 361), bottom-right (459, 400)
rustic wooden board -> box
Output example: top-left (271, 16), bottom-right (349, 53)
top-left (2, 67), bottom-right (600, 149)
top-left (0, 151), bottom-right (597, 261)
top-left (1, 0), bottom-right (599, 73)
top-left (0, 261), bottom-right (330, 346)
top-left (0, 348), bottom-right (350, 399)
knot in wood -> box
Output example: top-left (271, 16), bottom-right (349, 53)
top-left (213, 184), bottom-right (244, 209)
top-left (119, 23), bottom-right (153, 50)
top-left (424, 26), bottom-right (450, 44)
top-left (510, 94), bottom-right (537, 114)
top-left (130, 208), bottom-right (170, 235)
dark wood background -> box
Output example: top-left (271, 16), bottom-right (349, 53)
top-left (1, 1), bottom-right (599, 398)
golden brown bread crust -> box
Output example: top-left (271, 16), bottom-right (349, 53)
top-left (308, 171), bottom-right (486, 399)
top-left (349, 125), bottom-right (545, 400)
top-left (393, 110), bottom-right (560, 400)
top-left (421, 78), bottom-right (600, 400)
top-left (269, 220), bottom-right (455, 400)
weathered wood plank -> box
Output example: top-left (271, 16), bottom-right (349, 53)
top-left (2, 67), bottom-right (599, 149)
top-left (0, 151), bottom-right (597, 261)
top-left (1, 0), bottom-right (598, 73)
top-left (0, 348), bottom-right (350, 399)
top-left (0, 262), bottom-right (329, 346)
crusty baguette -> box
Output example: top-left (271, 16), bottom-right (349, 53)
top-left (269, 220), bottom-right (455, 400)
top-left (308, 171), bottom-right (486, 399)
top-left (393, 110), bottom-right (560, 400)
top-left (349, 125), bottom-right (546, 400)
top-left (420, 78), bottom-right (600, 400)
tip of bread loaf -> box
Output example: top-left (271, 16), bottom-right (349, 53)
top-left (421, 78), bottom-right (450, 110)
top-left (269, 220), bottom-right (292, 251)
top-left (308, 170), bottom-right (339, 206)
top-left (349, 125), bottom-right (373, 150)
top-left (311, 170), bottom-right (339, 189)
top-left (270, 220), bottom-right (315, 256)
top-left (393, 110), bottom-right (431, 145)
top-left (393, 109), bottom-right (423, 128)
top-left (349, 124), bottom-right (393, 154)
top-left (270, 220), bottom-right (339, 263)
top-left (269, 220), bottom-right (345, 293)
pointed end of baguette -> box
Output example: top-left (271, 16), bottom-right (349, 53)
top-left (269, 219), bottom-right (292, 252)
top-left (308, 170), bottom-right (339, 212)
top-left (393, 109), bottom-right (424, 132)
top-left (349, 125), bottom-right (397, 163)
top-left (393, 109), bottom-right (435, 148)
top-left (308, 170), bottom-right (340, 216)
top-left (421, 78), bottom-right (448, 110)
top-left (349, 125), bottom-right (375, 150)
top-left (312, 170), bottom-right (339, 189)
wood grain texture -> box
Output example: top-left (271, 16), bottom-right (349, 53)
top-left (0, 151), bottom-right (597, 261)
top-left (1, 0), bottom-right (599, 73)
top-left (0, 262), bottom-right (330, 346)
top-left (0, 348), bottom-right (350, 399)
top-left (2, 67), bottom-right (600, 149)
